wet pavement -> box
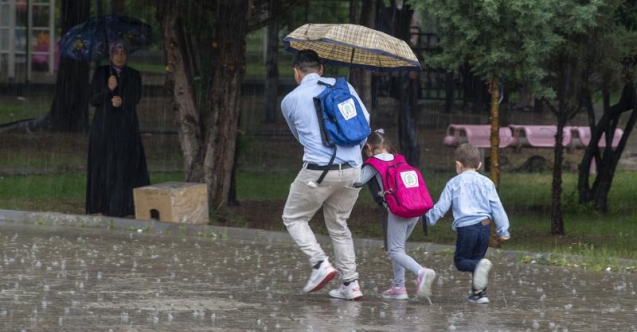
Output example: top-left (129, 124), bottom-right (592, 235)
top-left (0, 211), bottom-right (636, 331)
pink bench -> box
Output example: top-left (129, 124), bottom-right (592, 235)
top-left (443, 124), bottom-right (622, 150)
top-left (568, 126), bottom-right (623, 149)
top-left (508, 125), bottom-right (571, 149)
top-left (443, 124), bottom-right (513, 148)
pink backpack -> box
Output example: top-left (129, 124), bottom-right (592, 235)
top-left (364, 154), bottom-right (434, 218)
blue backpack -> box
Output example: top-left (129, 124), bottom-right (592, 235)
top-left (309, 77), bottom-right (370, 186)
top-left (313, 77), bottom-right (371, 147)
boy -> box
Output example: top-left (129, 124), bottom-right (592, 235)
top-left (424, 143), bottom-right (510, 304)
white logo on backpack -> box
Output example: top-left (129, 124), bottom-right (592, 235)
top-left (338, 98), bottom-right (357, 120)
top-left (400, 170), bottom-right (419, 188)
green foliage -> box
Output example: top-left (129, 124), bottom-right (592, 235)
top-left (412, 0), bottom-right (607, 98)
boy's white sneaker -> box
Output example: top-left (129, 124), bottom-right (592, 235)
top-left (468, 292), bottom-right (490, 304)
top-left (328, 280), bottom-right (363, 300)
top-left (416, 268), bottom-right (436, 298)
top-left (303, 259), bottom-right (338, 293)
top-left (473, 258), bottom-right (493, 292)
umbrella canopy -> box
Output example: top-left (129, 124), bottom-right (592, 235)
top-left (283, 23), bottom-right (421, 72)
top-left (58, 15), bottom-right (153, 62)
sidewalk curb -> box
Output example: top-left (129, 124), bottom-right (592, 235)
top-left (0, 208), bottom-right (452, 251)
top-left (4, 209), bottom-right (632, 271)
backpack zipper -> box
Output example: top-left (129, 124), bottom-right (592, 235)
top-left (385, 163), bottom-right (402, 207)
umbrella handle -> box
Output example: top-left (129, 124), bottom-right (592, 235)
top-left (347, 49), bottom-right (356, 81)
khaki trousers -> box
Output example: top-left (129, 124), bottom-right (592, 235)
top-left (282, 166), bottom-right (361, 282)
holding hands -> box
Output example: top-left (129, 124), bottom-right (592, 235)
top-left (108, 75), bottom-right (118, 91)
top-left (108, 74), bottom-right (122, 107)
top-left (111, 96), bottom-right (122, 108)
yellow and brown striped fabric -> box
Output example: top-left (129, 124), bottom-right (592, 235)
top-left (283, 23), bottom-right (421, 72)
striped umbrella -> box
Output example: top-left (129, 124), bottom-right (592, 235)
top-left (283, 23), bottom-right (421, 72)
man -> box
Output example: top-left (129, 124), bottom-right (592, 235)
top-left (281, 49), bottom-right (370, 300)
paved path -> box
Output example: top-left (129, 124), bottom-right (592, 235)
top-left (0, 210), bottom-right (635, 331)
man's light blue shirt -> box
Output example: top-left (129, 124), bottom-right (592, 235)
top-left (425, 170), bottom-right (510, 237)
top-left (281, 73), bottom-right (370, 167)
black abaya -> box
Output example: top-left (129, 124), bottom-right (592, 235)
top-left (85, 65), bottom-right (150, 217)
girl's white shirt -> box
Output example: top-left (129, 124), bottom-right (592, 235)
top-left (358, 152), bottom-right (395, 187)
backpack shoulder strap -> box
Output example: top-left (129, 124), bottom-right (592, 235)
top-left (317, 77), bottom-right (338, 88)
top-left (364, 156), bottom-right (393, 182)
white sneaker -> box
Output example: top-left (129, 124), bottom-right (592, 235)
top-left (416, 268), bottom-right (436, 298)
top-left (468, 292), bottom-right (490, 304)
top-left (328, 280), bottom-right (363, 300)
top-left (303, 259), bottom-right (338, 293)
top-left (473, 259), bottom-right (493, 292)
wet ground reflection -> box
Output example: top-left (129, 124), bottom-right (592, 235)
top-left (0, 223), bottom-right (635, 331)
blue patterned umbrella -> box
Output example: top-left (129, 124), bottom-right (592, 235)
top-left (58, 15), bottom-right (153, 61)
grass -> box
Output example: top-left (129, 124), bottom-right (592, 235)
top-left (1, 95), bottom-right (636, 273)
top-left (2, 168), bottom-right (635, 273)
top-left (128, 61), bottom-right (166, 74)
top-left (0, 96), bottom-right (50, 123)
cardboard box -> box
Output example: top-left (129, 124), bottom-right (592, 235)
top-left (133, 182), bottom-right (209, 224)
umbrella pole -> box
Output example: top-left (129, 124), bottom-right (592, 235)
top-left (347, 48), bottom-right (355, 81)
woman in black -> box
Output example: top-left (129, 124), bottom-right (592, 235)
top-left (85, 42), bottom-right (150, 217)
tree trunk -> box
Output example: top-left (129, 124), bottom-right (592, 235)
top-left (392, 3), bottom-right (419, 165)
top-left (262, 0), bottom-right (279, 124)
top-left (578, 83), bottom-right (637, 212)
top-left (445, 71), bottom-right (454, 113)
top-left (488, 78), bottom-right (502, 248)
top-left (349, 0), bottom-right (375, 120)
top-left (111, 0), bottom-right (125, 15)
top-left (547, 51), bottom-right (585, 235)
top-left (398, 72), bottom-right (420, 166)
top-left (488, 78), bottom-right (501, 188)
top-left (577, 91), bottom-right (597, 203)
top-left (204, 1), bottom-right (249, 209)
top-left (158, 2), bottom-right (204, 182)
top-left (551, 113), bottom-right (566, 236)
top-left (48, 0), bottom-right (91, 133)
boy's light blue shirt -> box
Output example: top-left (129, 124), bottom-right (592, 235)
top-left (281, 73), bottom-right (370, 167)
top-left (425, 170), bottom-right (510, 238)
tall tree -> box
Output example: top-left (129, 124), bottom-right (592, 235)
top-left (46, 0), bottom-right (91, 132)
top-left (157, 0), bottom-right (302, 211)
top-left (414, 0), bottom-right (563, 189)
top-left (358, 0), bottom-right (376, 118)
top-left (577, 0), bottom-right (637, 212)
top-left (540, 1), bottom-right (606, 234)
top-left (414, 0), bottom-right (608, 236)
top-left (262, 0), bottom-right (281, 124)
top-left (348, 0), bottom-right (375, 117)
top-left (157, 1), bottom-right (248, 209)
top-left (378, 1), bottom-right (420, 166)
top-left (543, 45), bottom-right (589, 234)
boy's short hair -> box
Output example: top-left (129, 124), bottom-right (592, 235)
top-left (455, 143), bottom-right (482, 169)
top-left (293, 49), bottom-right (321, 73)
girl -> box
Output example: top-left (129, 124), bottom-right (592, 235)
top-left (356, 130), bottom-right (436, 300)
